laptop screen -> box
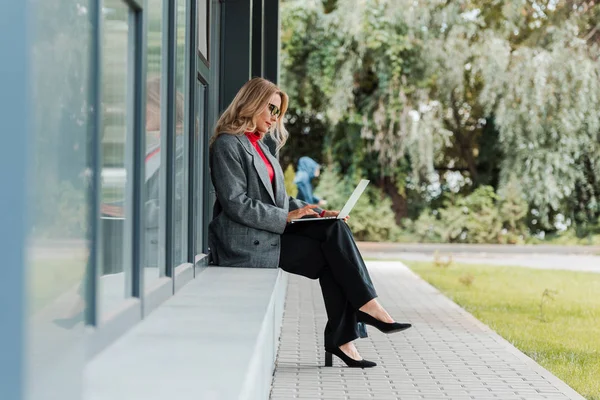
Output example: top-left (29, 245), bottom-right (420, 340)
top-left (338, 179), bottom-right (369, 219)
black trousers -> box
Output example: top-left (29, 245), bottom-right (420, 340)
top-left (278, 219), bottom-right (377, 348)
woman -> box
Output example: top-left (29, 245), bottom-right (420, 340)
top-left (294, 156), bottom-right (326, 206)
top-left (208, 78), bottom-right (411, 368)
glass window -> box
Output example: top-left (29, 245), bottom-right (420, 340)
top-left (194, 83), bottom-right (206, 258)
top-left (26, 0), bottom-right (91, 394)
top-left (173, 0), bottom-right (189, 266)
top-left (100, 0), bottom-right (132, 317)
top-left (144, 0), bottom-right (165, 288)
top-left (197, 0), bottom-right (208, 60)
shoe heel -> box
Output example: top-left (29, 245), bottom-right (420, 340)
top-left (325, 351), bottom-right (332, 367)
top-left (358, 322), bottom-right (368, 338)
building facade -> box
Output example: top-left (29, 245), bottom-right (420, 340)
top-left (0, 0), bottom-right (280, 398)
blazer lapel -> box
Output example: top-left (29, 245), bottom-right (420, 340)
top-left (258, 141), bottom-right (286, 208)
top-left (238, 135), bottom-right (277, 204)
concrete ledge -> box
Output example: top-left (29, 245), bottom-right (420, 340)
top-left (84, 267), bottom-right (288, 400)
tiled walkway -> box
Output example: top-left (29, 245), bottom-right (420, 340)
top-left (270, 261), bottom-right (585, 400)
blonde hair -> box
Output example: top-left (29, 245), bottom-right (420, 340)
top-left (211, 77), bottom-right (289, 152)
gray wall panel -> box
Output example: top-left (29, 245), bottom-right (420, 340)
top-left (0, 2), bottom-right (28, 399)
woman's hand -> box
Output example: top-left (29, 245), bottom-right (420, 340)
top-left (321, 210), bottom-right (349, 222)
top-left (287, 204), bottom-right (320, 223)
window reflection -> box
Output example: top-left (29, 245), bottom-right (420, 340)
top-left (198, 0), bottom-right (208, 60)
top-left (100, 0), bottom-right (132, 317)
top-left (27, 1), bottom-right (91, 396)
top-left (195, 83), bottom-right (206, 258)
top-left (144, 0), bottom-right (165, 287)
top-left (173, 0), bottom-right (189, 266)
top-left (30, 1), bottom-right (91, 326)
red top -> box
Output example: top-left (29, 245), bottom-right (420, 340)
top-left (245, 131), bottom-right (274, 183)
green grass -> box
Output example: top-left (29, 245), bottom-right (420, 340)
top-left (402, 260), bottom-right (600, 400)
top-left (102, 186), bottom-right (124, 203)
top-left (31, 258), bottom-right (86, 313)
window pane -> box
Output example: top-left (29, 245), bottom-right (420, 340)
top-left (144, 0), bottom-right (165, 288)
top-left (173, 0), bottom-right (189, 266)
top-left (197, 0), bottom-right (208, 59)
top-left (100, 0), bottom-right (132, 316)
top-left (27, 1), bottom-right (91, 395)
top-left (195, 83), bottom-right (206, 257)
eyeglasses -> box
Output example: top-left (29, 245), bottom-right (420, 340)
top-left (268, 103), bottom-right (281, 118)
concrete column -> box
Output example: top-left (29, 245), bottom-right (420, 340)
top-left (252, 0), bottom-right (265, 78)
top-left (220, 0), bottom-right (253, 111)
top-left (263, 0), bottom-right (280, 84)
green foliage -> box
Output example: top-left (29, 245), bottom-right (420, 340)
top-left (281, 0), bottom-right (438, 185)
top-left (440, 186), bottom-right (503, 244)
top-left (526, 230), bottom-right (600, 247)
top-left (30, 2), bottom-right (90, 240)
top-left (413, 185), bottom-right (529, 244)
top-left (281, 0), bottom-right (600, 240)
top-left (479, 29), bottom-right (600, 228)
top-left (279, 110), bottom-right (329, 170)
top-left (284, 164), bottom-right (298, 198)
top-left (315, 167), bottom-right (401, 241)
top-left (497, 177), bottom-right (530, 243)
top-left (33, 181), bottom-right (87, 239)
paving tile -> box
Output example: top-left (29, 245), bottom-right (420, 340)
top-left (269, 262), bottom-right (585, 400)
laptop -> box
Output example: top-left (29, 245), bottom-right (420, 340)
top-left (290, 179), bottom-right (369, 223)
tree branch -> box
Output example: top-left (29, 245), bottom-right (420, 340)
top-left (584, 23), bottom-right (600, 42)
top-left (434, 166), bottom-right (471, 172)
top-left (450, 90), bottom-right (479, 183)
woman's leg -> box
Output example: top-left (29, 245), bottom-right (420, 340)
top-left (279, 230), bottom-right (360, 349)
top-left (280, 220), bottom-right (378, 349)
top-left (319, 266), bottom-right (361, 349)
top-left (285, 220), bottom-right (377, 309)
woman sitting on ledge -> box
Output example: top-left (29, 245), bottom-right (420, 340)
top-left (208, 77), bottom-right (411, 368)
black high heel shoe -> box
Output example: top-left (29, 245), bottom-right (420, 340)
top-left (357, 310), bottom-right (412, 334)
top-left (325, 347), bottom-right (377, 368)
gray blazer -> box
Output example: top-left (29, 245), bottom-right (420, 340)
top-left (208, 133), bottom-right (320, 268)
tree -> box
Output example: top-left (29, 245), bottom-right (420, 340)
top-left (280, 0), bottom-right (600, 235)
